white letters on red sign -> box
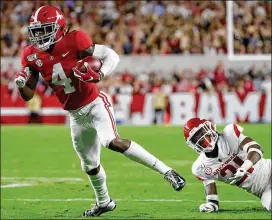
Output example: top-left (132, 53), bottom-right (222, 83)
top-left (169, 93), bottom-right (195, 125)
top-left (224, 92), bottom-right (261, 123)
top-left (197, 93), bottom-right (223, 124)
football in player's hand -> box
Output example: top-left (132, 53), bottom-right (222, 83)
top-left (76, 56), bottom-right (102, 73)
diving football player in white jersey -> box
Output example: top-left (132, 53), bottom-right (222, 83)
top-left (183, 118), bottom-right (271, 212)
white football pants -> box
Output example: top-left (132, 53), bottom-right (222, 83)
top-left (68, 92), bottom-right (118, 172)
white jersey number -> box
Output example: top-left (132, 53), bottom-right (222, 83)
top-left (52, 63), bottom-right (75, 94)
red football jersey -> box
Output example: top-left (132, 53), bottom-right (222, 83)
top-left (20, 30), bottom-right (99, 110)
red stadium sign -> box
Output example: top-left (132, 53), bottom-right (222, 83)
top-left (1, 88), bottom-right (270, 125)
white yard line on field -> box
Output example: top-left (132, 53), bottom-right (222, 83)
top-left (1, 170), bottom-right (79, 173)
top-left (1, 177), bottom-right (84, 188)
top-left (1, 177), bottom-right (84, 182)
top-left (1, 183), bottom-right (34, 188)
top-left (2, 198), bottom-right (259, 203)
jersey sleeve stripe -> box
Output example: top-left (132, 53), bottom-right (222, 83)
top-left (233, 124), bottom-right (241, 138)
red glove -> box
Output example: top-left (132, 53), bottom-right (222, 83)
top-left (73, 61), bottom-right (102, 83)
top-left (14, 68), bottom-right (31, 88)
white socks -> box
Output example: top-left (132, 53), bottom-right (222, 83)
top-left (123, 141), bottom-right (171, 175)
top-left (87, 165), bottom-right (110, 207)
top-left (87, 142), bottom-right (171, 207)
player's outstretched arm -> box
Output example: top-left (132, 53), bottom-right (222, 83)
top-left (228, 136), bottom-right (263, 185)
top-left (199, 182), bottom-right (219, 213)
top-left (14, 67), bottom-right (39, 101)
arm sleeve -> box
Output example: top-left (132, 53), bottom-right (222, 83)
top-left (92, 44), bottom-right (120, 76)
top-left (76, 31), bottom-right (93, 51)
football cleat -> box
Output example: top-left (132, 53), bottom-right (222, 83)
top-left (82, 199), bottom-right (116, 217)
top-left (164, 170), bottom-right (186, 191)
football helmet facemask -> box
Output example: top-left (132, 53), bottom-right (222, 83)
top-left (184, 118), bottom-right (218, 153)
top-left (28, 5), bottom-right (66, 50)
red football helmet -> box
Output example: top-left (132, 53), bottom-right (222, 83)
top-left (28, 5), bottom-right (66, 50)
top-left (183, 118), bottom-right (218, 153)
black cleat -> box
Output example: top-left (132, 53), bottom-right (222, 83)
top-left (164, 170), bottom-right (186, 191)
top-left (82, 199), bottom-right (116, 217)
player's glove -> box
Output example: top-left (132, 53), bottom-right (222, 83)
top-left (199, 202), bottom-right (219, 213)
top-left (14, 69), bottom-right (31, 88)
top-left (73, 62), bottom-right (103, 83)
top-left (228, 167), bottom-right (248, 185)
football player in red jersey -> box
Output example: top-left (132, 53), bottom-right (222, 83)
top-left (14, 5), bottom-right (186, 217)
top-left (183, 118), bottom-right (271, 212)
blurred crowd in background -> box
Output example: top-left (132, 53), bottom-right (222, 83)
top-left (1, 0), bottom-right (271, 56)
top-left (100, 62), bottom-right (271, 96)
top-left (233, 1), bottom-right (271, 54)
top-left (2, 60), bottom-right (271, 99)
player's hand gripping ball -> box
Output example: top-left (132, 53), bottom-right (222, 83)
top-left (73, 56), bottom-right (103, 83)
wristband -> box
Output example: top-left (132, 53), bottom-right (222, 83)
top-left (248, 148), bottom-right (263, 158)
top-left (241, 159), bottom-right (254, 171)
top-left (206, 194), bottom-right (219, 203)
top-left (242, 141), bottom-right (259, 152)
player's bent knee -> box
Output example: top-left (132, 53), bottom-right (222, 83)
top-left (101, 138), bottom-right (115, 148)
top-left (80, 160), bottom-right (100, 173)
top-left (86, 165), bottom-right (100, 176)
top-left (108, 138), bottom-right (131, 153)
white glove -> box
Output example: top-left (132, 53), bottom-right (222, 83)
top-left (14, 67), bottom-right (31, 89)
top-left (228, 167), bottom-right (248, 185)
top-left (199, 202), bottom-right (219, 212)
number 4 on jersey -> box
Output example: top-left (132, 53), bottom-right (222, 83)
top-left (52, 63), bottom-right (75, 94)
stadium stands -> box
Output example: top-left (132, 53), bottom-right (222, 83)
top-left (1, 1), bottom-right (271, 56)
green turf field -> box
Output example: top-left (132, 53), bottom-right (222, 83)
top-left (1, 124), bottom-right (271, 219)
